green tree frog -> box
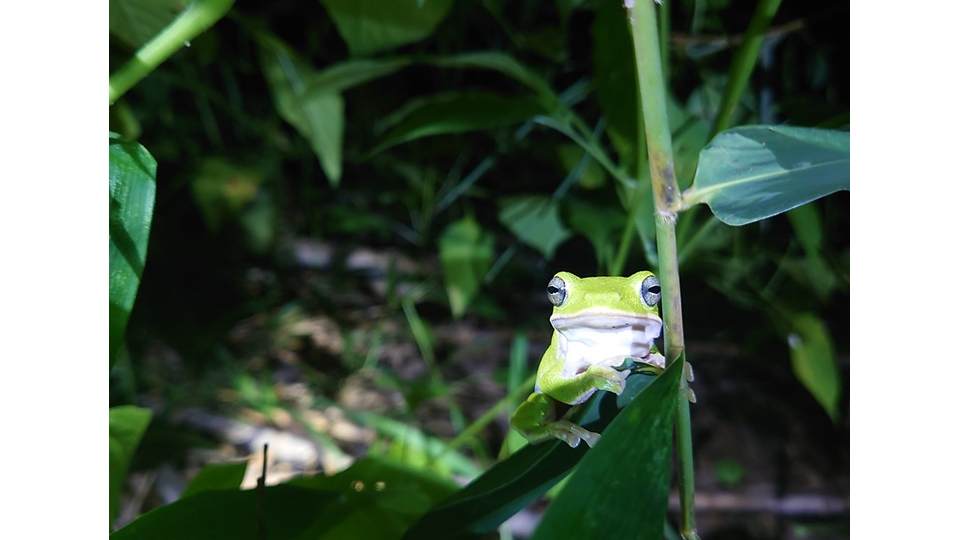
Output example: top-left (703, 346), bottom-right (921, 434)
top-left (510, 271), bottom-right (665, 448)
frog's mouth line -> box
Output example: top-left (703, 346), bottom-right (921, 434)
top-left (552, 313), bottom-right (663, 371)
top-left (552, 313), bottom-right (662, 337)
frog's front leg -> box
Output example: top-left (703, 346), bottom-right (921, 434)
top-left (536, 363), bottom-right (629, 405)
top-left (510, 392), bottom-right (601, 448)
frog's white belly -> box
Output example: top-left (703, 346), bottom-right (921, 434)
top-left (554, 314), bottom-right (662, 378)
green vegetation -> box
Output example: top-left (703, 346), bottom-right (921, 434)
top-left (109, 0), bottom-right (849, 538)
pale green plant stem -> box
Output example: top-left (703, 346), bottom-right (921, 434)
top-left (109, 0), bottom-right (236, 104)
top-left (628, 2), bottom-right (699, 539)
top-left (709, 0), bottom-right (784, 137)
top-left (658, 0), bottom-right (671, 85)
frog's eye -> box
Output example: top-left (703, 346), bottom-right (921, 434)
top-left (640, 275), bottom-right (661, 307)
top-left (547, 275), bottom-right (567, 307)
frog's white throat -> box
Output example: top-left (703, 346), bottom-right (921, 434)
top-left (553, 313), bottom-right (663, 377)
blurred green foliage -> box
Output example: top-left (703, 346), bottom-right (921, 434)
top-left (109, 0), bottom-right (848, 538)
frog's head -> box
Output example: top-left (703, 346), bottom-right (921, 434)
top-left (546, 271), bottom-right (663, 364)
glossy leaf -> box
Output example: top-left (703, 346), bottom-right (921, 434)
top-left (683, 126), bottom-right (849, 226)
top-left (498, 196), bottom-right (571, 260)
top-left (788, 313), bottom-right (841, 422)
top-left (530, 359), bottom-right (681, 540)
top-left (180, 461), bottom-right (249, 499)
top-left (403, 365), bottom-right (672, 539)
top-left (109, 133), bottom-right (157, 368)
top-left (319, 0), bottom-right (454, 57)
top-left (110, 406), bottom-right (153, 527)
top-left (111, 457), bottom-right (457, 539)
top-left (109, 0), bottom-right (185, 49)
top-left (439, 217), bottom-right (494, 318)
top-left (373, 91), bottom-right (549, 154)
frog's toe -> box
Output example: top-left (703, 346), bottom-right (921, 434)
top-left (552, 421), bottom-right (601, 449)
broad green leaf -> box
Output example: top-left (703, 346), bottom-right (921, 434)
top-left (109, 133), bottom-right (157, 368)
top-left (111, 457), bottom-right (457, 539)
top-left (259, 41), bottom-right (345, 186)
top-left (499, 196), bottom-right (572, 260)
top-left (319, 0), bottom-right (454, 57)
top-left (591, 0), bottom-right (638, 172)
top-left (110, 406), bottom-right (153, 527)
top-left (787, 313), bottom-right (841, 422)
top-left (373, 91), bottom-right (550, 154)
top-left (531, 358), bottom-right (681, 540)
top-left (439, 217), bottom-right (494, 318)
top-left (109, 0), bottom-right (185, 49)
top-left (180, 461), bottom-right (249, 499)
top-left (402, 364), bottom-right (674, 539)
top-left (683, 126), bottom-right (849, 226)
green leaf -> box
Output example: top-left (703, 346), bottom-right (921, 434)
top-left (562, 198), bottom-right (625, 269)
top-left (784, 204), bottom-right (838, 301)
top-left (555, 144), bottom-right (606, 190)
top-left (498, 196), bottom-right (572, 260)
top-left (373, 91), bottom-right (550, 154)
top-left (109, 0), bottom-right (185, 49)
top-left (180, 461), bottom-right (249, 499)
top-left (427, 52), bottom-right (556, 100)
top-left (110, 406), bottom-right (153, 527)
top-left (319, 0), bottom-right (454, 57)
top-left (259, 41), bottom-right (345, 186)
top-left (352, 411), bottom-right (483, 479)
top-left (786, 202), bottom-right (823, 257)
top-left (109, 133), bottom-right (157, 368)
top-left (111, 457), bottom-right (457, 539)
top-left (403, 363), bottom-right (677, 539)
top-left (683, 126), bottom-right (849, 226)
top-left (787, 313), bottom-right (841, 422)
top-left (307, 57), bottom-right (412, 93)
top-left (668, 97), bottom-right (711, 189)
top-left (531, 359), bottom-right (681, 540)
top-left (439, 217), bottom-right (494, 318)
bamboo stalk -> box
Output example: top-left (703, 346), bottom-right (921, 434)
top-left (626, 1), bottom-right (699, 538)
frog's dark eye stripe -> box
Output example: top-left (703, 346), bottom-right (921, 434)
top-left (547, 275), bottom-right (567, 307)
top-left (640, 275), bottom-right (661, 307)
